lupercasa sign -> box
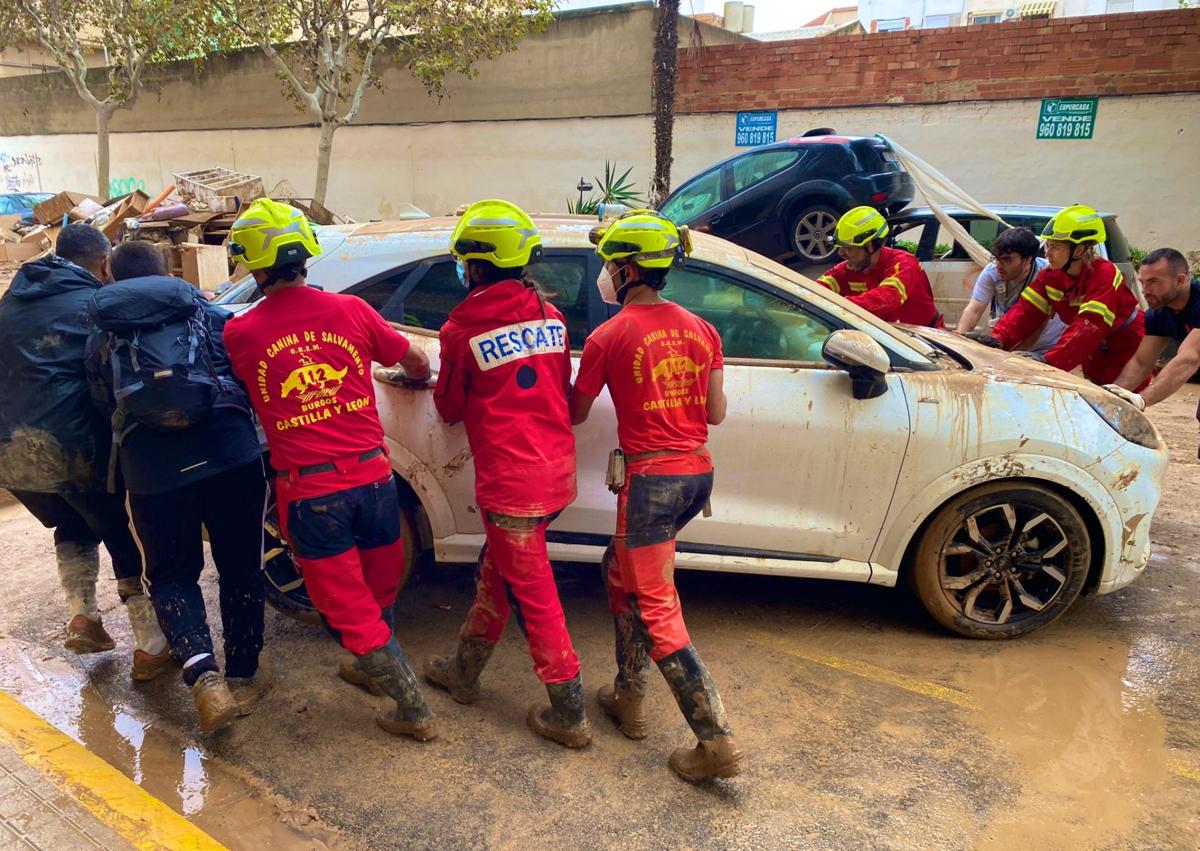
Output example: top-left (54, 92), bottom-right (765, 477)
top-left (1037, 98), bottom-right (1098, 140)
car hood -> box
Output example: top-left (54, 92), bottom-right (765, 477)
top-left (909, 326), bottom-right (1102, 393)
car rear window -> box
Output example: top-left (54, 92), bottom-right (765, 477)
top-left (730, 150), bottom-right (800, 193)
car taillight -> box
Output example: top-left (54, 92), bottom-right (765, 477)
top-left (872, 192), bottom-right (888, 203)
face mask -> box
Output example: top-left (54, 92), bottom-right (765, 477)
top-left (455, 259), bottom-right (467, 288)
top-left (596, 265), bottom-right (621, 305)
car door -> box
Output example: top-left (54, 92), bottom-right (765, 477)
top-left (562, 261), bottom-right (913, 571)
top-left (717, 148), bottom-right (805, 257)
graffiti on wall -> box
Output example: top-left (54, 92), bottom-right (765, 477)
top-left (108, 176), bottom-right (147, 198)
top-left (0, 152), bottom-right (43, 193)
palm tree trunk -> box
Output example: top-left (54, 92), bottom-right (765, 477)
top-left (651, 0), bottom-right (680, 206)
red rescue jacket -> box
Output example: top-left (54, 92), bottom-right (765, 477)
top-left (991, 258), bottom-right (1142, 373)
top-left (817, 246), bottom-right (942, 327)
top-left (434, 279), bottom-right (576, 517)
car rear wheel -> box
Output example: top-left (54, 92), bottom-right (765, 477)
top-left (261, 477), bottom-right (420, 625)
top-left (790, 204), bottom-right (841, 264)
top-left (910, 483), bottom-right (1091, 639)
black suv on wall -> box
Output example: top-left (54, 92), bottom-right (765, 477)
top-left (658, 131), bottom-right (914, 265)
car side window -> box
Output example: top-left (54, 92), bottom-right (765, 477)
top-left (730, 150), bottom-right (800, 194)
top-left (660, 267), bottom-right (835, 362)
top-left (660, 168), bottom-right (723, 223)
top-left (349, 273), bottom-right (408, 317)
top-left (0, 197), bottom-right (14, 214)
top-left (399, 256), bottom-right (590, 350)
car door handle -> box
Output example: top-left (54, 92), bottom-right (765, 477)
top-left (709, 214), bottom-right (723, 225)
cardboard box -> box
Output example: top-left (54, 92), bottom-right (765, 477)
top-left (103, 189), bottom-right (150, 213)
top-left (0, 238), bottom-right (51, 262)
top-left (34, 191), bottom-right (100, 226)
top-left (178, 243), bottom-right (229, 291)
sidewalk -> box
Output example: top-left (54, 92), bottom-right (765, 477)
top-left (0, 740), bottom-right (133, 851)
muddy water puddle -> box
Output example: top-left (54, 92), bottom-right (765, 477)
top-left (958, 631), bottom-right (1192, 849)
top-left (0, 639), bottom-right (346, 850)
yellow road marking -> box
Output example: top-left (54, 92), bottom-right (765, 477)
top-left (0, 689), bottom-right (227, 851)
top-left (747, 630), bottom-right (977, 710)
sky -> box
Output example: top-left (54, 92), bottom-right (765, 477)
top-left (557, 0), bottom-right (838, 34)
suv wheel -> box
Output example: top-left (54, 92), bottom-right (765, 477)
top-left (790, 204), bottom-right (841, 264)
top-left (909, 483), bottom-right (1091, 639)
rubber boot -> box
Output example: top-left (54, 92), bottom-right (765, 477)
top-left (57, 542), bottom-right (111, 653)
top-left (657, 645), bottom-right (743, 782)
top-left (597, 613), bottom-right (650, 739)
top-left (191, 671), bottom-right (239, 733)
top-left (356, 637), bottom-right (437, 741)
top-left (228, 658), bottom-right (276, 717)
top-left (527, 675), bottom-right (592, 749)
top-left (423, 638), bottom-right (495, 705)
top-left (338, 657), bottom-right (385, 696)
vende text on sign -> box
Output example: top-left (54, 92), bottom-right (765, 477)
top-left (1036, 97), bottom-right (1098, 140)
top-left (735, 111), bottom-right (777, 147)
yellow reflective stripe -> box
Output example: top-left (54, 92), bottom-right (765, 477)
top-left (817, 274), bottom-right (840, 294)
top-left (1045, 285), bottom-right (1065, 301)
top-left (879, 276), bottom-right (907, 302)
top-left (1078, 300), bottom-right (1116, 325)
top-left (1112, 267), bottom-right (1124, 290)
top-left (850, 281), bottom-right (869, 293)
top-left (1021, 287), bottom-right (1052, 314)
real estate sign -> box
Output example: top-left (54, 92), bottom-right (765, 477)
top-left (1037, 98), bottom-right (1098, 140)
top-left (735, 111), bottom-right (778, 147)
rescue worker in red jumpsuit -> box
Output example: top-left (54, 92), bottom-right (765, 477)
top-left (817, 205), bottom-right (943, 327)
top-left (422, 200), bottom-right (590, 748)
top-left (223, 199), bottom-right (438, 741)
top-left (968, 205), bottom-right (1147, 387)
top-left (570, 209), bottom-right (744, 783)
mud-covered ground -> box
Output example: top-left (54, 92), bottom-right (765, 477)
top-left (0, 387), bottom-right (1197, 850)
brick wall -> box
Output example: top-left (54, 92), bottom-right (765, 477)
top-left (677, 9), bottom-right (1200, 112)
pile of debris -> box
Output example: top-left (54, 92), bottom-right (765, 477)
top-left (1, 168), bottom-right (350, 295)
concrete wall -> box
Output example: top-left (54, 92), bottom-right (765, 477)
top-left (1, 92), bottom-right (1195, 253)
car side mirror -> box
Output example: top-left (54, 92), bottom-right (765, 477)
top-left (822, 329), bottom-right (890, 400)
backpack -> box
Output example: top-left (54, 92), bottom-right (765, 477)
top-left (89, 277), bottom-right (249, 491)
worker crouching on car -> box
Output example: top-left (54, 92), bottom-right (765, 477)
top-left (222, 199), bottom-right (438, 741)
top-left (423, 200), bottom-right (590, 748)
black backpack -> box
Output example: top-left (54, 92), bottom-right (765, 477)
top-left (89, 278), bottom-right (248, 490)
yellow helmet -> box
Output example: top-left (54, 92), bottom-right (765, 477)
top-left (449, 199), bottom-right (542, 268)
top-left (1041, 204), bottom-right (1106, 244)
top-left (834, 206), bottom-right (889, 248)
top-left (589, 209), bottom-right (692, 270)
top-left (228, 198), bottom-right (321, 271)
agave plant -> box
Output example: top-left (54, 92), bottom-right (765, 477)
top-left (567, 161), bottom-right (646, 215)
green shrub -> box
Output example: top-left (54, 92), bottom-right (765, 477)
top-left (894, 240), bottom-right (918, 254)
top-left (1130, 245), bottom-right (1149, 268)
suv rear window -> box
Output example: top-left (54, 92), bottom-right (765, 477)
top-left (730, 150), bottom-right (800, 193)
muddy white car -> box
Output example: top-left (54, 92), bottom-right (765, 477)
top-left (218, 217), bottom-right (1167, 639)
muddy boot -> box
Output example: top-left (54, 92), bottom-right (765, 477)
top-left (191, 671), bottom-right (239, 733)
top-left (658, 645), bottom-right (744, 782)
top-left (338, 657), bottom-right (385, 696)
top-left (228, 658), bottom-right (276, 717)
top-left (122, 589), bottom-right (170, 680)
top-left (527, 676), bottom-right (592, 749)
top-left (597, 613), bottom-right (651, 739)
top-left (64, 614), bottom-right (115, 653)
top-left (357, 637), bottom-right (437, 741)
top-left (423, 638), bottom-right (494, 705)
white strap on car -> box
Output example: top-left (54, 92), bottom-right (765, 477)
top-left (878, 135), bottom-right (1008, 269)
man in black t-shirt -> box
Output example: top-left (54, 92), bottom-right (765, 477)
top-left (86, 241), bottom-right (271, 733)
top-left (1109, 247), bottom-right (1200, 453)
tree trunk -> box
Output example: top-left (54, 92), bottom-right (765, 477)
top-left (95, 107), bottom-right (113, 199)
top-left (313, 120), bottom-right (338, 206)
top-left (651, 0), bottom-right (680, 206)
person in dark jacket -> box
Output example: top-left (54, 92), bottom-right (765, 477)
top-left (86, 241), bottom-right (271, 733)
top-left (0, 224), bottom-right (168, 677)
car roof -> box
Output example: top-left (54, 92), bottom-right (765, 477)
top-left (890, 205), bottom-right (1117, 222)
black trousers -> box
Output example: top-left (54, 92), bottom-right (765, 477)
top-left (127, 460), bottom-right (267, 685)
top-left (11, 488), bottom-right (142, 585)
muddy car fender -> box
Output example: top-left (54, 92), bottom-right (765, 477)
top-left (381, 435), bottom-right (456, 543)
top-left (869, 453), bottom-right (1126, 590)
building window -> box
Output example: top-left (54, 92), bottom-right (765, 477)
top-left (923, 14), bottom-right (954, 27)
top-left (876, 17), bottom-right (907, 31)
top-left (1106, 0), bottom-right (1134, 11)
top-left (970, 11), bottom-right (1003, 23)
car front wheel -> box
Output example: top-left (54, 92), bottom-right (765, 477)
top-left (790, 204), bottom-right (841, 264)
top-left (910, 483), bottom-right (1091, 639)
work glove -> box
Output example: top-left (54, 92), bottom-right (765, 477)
top-left (1015, 350), bottom-right (1045, 363)
top-left (964, 330), bottom-right (1003, 348)
top-left (373, 366), bottom-right (434, 389)
top-left (1102, 384), bottom-right (1146, 411)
